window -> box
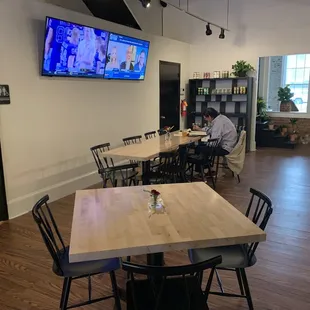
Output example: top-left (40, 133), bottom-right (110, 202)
top-left (283, 54), bottom-right (310, 113)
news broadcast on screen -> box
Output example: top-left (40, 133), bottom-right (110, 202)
top-left (42, 17), bottom-right (109, 78)
top-left (104, 33), bottom-right (150, 80)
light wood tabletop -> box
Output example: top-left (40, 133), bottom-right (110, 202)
top-left (69, 182), bottom-right (266, 263)
top-left (103, 133), bottom-right (201, 162)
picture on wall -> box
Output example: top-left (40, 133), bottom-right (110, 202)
top-left (0, 85), bottom-right (10, 104)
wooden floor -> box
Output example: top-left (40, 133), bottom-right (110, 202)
top-left (1, 147), bottom-right (310, 309)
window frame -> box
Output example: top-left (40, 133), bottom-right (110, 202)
top-left (281, 54), bottom-right (310, 113)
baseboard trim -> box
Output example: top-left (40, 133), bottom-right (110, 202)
top-left (8, 170), bottom-right (99, 219)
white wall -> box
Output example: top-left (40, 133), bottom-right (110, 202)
top-left (39, 0), bottom-right (91, 15)
top-left (0, 0), bottom-right (190, 218)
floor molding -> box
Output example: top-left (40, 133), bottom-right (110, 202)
top-left (8, 170), bottom-right (99, 219)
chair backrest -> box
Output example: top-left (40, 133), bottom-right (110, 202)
top-left (246, 188), bottom-right (273, 262)
top-left (237, 126), bottom-right (245, 141)
top-left (157, 150), bottom-right (179, 183)
top-left (123, 135), bottom-right (142, 146)
top-left (90, 143), bottom-right (113, 175)
top-left (122, 255), bottom-right (222, 310)
top-left (32, 195), bottom-right (66, 275)
top-left (178, 142), bottom-right (195, 170)
top-left (157, 129), bottom-right (166, 136)
top-left (144, 131), bottom-right (156, 140)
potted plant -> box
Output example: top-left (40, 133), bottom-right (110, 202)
top-left (289, 133), bottom-right (298, 142)
top-left (268, 121), bottom-right (275, 130)
top-left (278, 85), bottom-right (294, 112)
top-left (290, 118), bottom-right (298, 131)
top-left (281, 125), bottom-right (288, 136)
top-left (231, 60), bottom-right (255, 77)
top-left (257, 96), bottom-right (267, 116)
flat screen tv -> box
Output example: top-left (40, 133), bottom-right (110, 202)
top-left (104, 32), bottom-right (150, 80)
top-left (42, 17), bottom-right (109, 78)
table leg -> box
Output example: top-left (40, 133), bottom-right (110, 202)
top-left (142, 160), bottom-right (151, 185)
top-left (147, 253), bottom-right (164, 266)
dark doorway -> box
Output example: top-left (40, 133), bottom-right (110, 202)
top-left (0, 141), bottom-right (8, 221)
top-left (159, 61), bottom-right (180, 130)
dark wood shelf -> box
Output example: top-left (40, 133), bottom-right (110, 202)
top-left (188, 77), bottom-right (253, 152)
top-left (224, 113), bottom-right (247, 118)
top-left (256, 126), bottom-right (297, 149)
top-left (190, 77), bottom-right (249, 82)
top-left (197, 100), bottom-right (248, 103)
top-left (191, 112), bottom-right (246, 118)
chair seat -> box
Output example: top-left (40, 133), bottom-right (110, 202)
top-left (126, 277), bottom-right (207, 310)
top-left (187, 154), bottom-right (205, 165)
top-left (144, 171), bottom-right (167, 184)
top-left (53, 247), bottom-right (121, 277)
top-left (188, 245), bottom-right (257, 269)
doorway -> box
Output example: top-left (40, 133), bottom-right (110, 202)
top-left (0, 141), bottom-right (8, 221)
top-left (159, 61), bottom-right (180, 130)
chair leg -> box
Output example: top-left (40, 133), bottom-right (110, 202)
top-left (200, 166), bottom-right (206, 183)
top-left (190, 164), bottom-right (194, 182)
top-left (215, 156), bottom-right (220, 184)
top-left (236, 268), bottom-right (245, 295)
top-left (215, 268), bottom-right (224, 293)
top-left (88, 275), bottom-right (92, 302)
top-left (208, 164), bottom-right (216, 189)
top-left (126, 256), bottom-right (131, 279)
top-left (237, 175), bottom-right (241, 183)
top-left (109, 271), bottom-right (122, 310)
top-left (240, 268), bottom-right (254, 310)
top-left (59, 278), bottom-right (67, 309)
top-left (205, 267), bottom-right (215, 301)
top-left (60, 277), bottom-right (72, 310)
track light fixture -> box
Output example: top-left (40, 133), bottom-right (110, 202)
top-left (205, 23), bottom-right (212, 36)
top-left (219, 28), bottom-right (225, 39)
top-left (160, 0), bottom-right (167, 7)
top-left (139, 0), bottom-right (151, 8)
top-left (160, 1), bottom-right (229, 38)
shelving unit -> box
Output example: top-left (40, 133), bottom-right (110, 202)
top-left (188, 77), bottom-right (254, 152)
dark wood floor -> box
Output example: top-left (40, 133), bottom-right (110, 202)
top-left (1, 147), bottom-right (310, 309)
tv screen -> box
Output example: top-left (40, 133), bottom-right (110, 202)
top-left (42, 17), bottom-right (109, 78)
top-left (104, 33), bottom-right (150, 80)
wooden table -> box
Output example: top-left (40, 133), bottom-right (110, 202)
top-left (69, 182), bottom-right (266, 264)
top-left (104, 134), bottom-right (201, 184)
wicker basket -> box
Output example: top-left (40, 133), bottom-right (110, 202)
top-left (280, 101), bottom-right (292, 112)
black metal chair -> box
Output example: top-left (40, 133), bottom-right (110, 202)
top-left (90, 143), bottom-right (138, 187)
top-left (123, 135), bottom-right (142, 146)
top-left (186, 139), bottom-right (219, 189)
top-left (123, 135), bottom-right (143, 168)
top-left (144, 131), bottom-right (157, 140)
top-left (169, 142), bottom-right (195, 183)
top-left (122, 255), bottom-right (222, 310)
top-left (157, 129), bottom-right (166, 136)
top-left (144, 142), bottom-right (193, 184)
top-left (188, 188), bottom-right (273, 310)
top-left (32, 195), bottom-right (122, 310)
top-left (145, 150), bottom-right (179, 184)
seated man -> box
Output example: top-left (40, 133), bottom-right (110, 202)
top-left (193, 108), bottom-right (237, 156)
